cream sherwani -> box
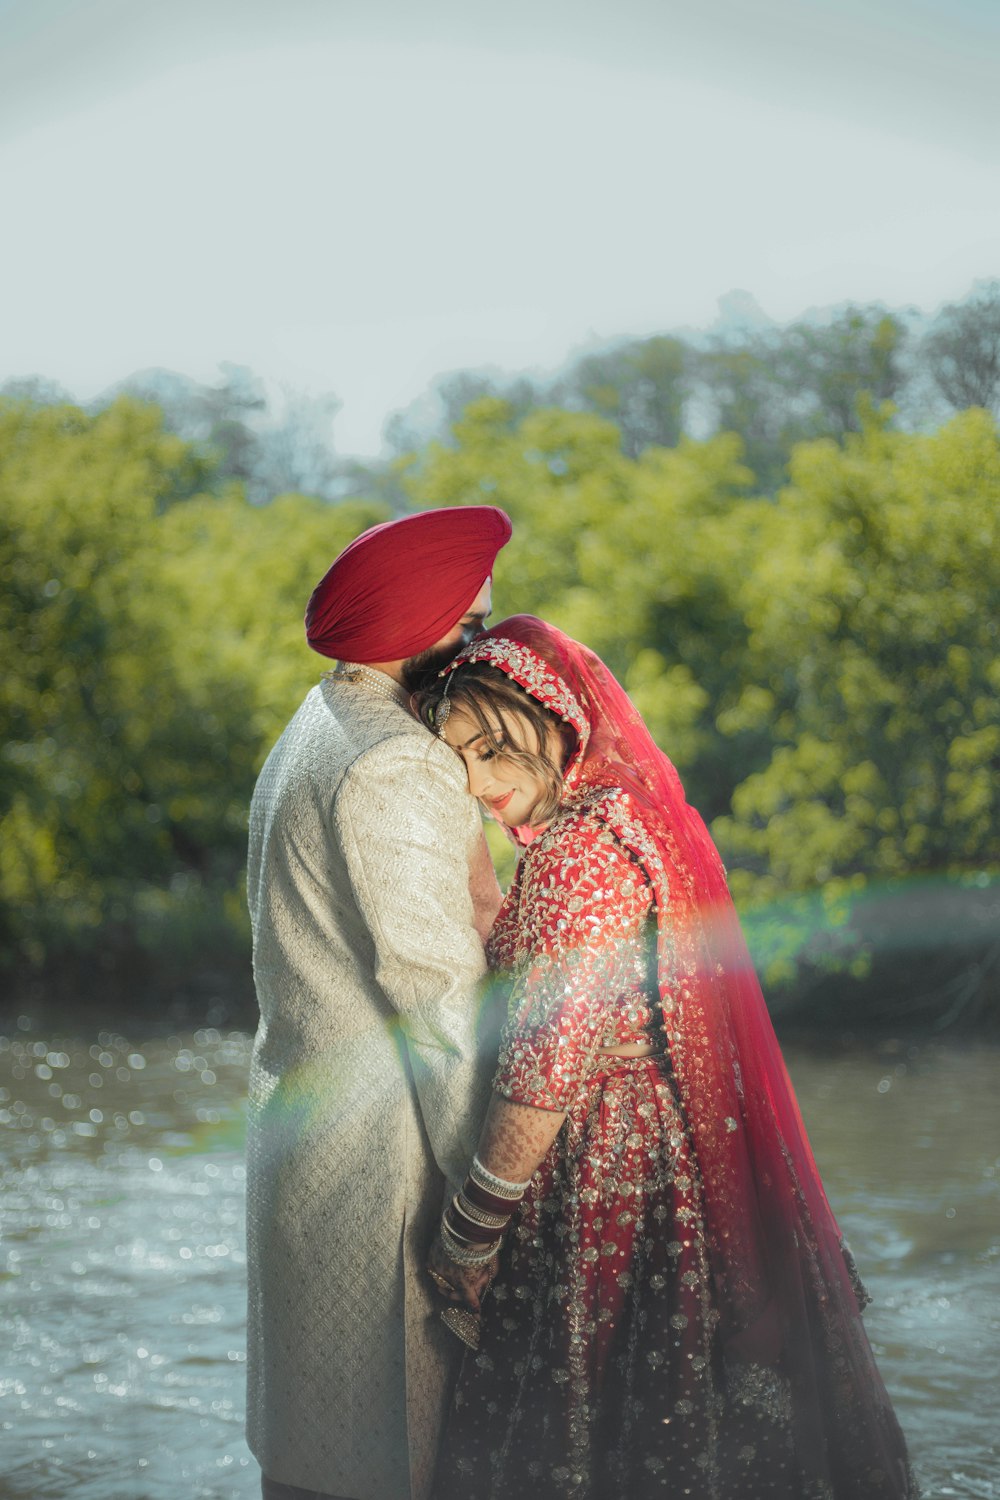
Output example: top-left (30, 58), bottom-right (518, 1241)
top-left (245, 670), bottom-right (499, 1500)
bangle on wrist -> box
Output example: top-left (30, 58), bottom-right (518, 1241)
top-left (462, 1177), bottom-right (520, 1218)
top-left (445, 1198), bottom-right (506, 1246)
top-left (471, 1154), bottom-right (533, 1200)
top-left (453, 1192), bottom-right (511, 1232)
top-left (439, 1217), bottom-right (502, 1267)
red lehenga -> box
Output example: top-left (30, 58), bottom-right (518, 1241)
top-left (432, 618), bottom-right (918, 1500)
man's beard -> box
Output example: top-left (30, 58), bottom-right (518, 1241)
top-left (400, 623), bottom-right (479, 692)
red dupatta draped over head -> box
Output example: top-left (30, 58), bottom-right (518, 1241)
top-left (446, 615), bottom-right (914, 1497)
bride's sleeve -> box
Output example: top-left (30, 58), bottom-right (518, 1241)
top-left (492, 815), bottom-right (653, 1114)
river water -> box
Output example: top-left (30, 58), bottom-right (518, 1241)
top-left (0, 1018), bottom-right (996, 1500)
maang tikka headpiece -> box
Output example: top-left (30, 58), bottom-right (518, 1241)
top-left (432, 675), bottom-right (454, 738)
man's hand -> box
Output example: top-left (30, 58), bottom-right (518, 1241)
top-left (427, 1231), bottom-right (498, 1313)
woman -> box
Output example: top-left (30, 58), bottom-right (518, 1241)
top-left (415, 616), bottom-right (917, 1500)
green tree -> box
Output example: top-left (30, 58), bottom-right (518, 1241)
top-left (0, 393), bottom-right (386, 994)
top-left (715, 410), bottom-right (1000, 903)
top-left (695, 309), bottom-right (908, 490)
top-left (781, 308), bottom-right (906, 434)
top-left (4, 379), bottom-right (997, 1021)
top-left (554, 335), bottom-right (690, 458)
top-left (922, 281), bottom-right (1000, 415)
top-left (384, 370), bottom-right (541, 457)
top-left (695, 341), bottom-right (789, 490)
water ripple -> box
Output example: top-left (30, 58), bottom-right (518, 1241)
top-left (1, 1023), bottom-right (997, 1499)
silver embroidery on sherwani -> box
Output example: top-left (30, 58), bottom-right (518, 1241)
top-left (245, 673), bottom-right (501, 1500)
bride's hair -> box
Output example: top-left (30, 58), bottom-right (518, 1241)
top-left (413, 662), bottom-right (573, 825)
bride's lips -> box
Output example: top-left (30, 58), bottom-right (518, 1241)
top-left (489, 789), bottom-right (515, 813)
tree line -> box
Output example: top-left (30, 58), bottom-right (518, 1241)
top-left (385, 282), bottom-right (1000, 496)
top-left (2, 316), bottom-right (998, 1027)
top-left (6, 283), bottom-right (1000, 507)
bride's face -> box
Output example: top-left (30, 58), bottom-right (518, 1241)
top-left (440, 703), bottom-right (555, 827)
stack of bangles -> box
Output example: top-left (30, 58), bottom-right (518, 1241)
top-left (439, 1154), bottom-right (532, 1268)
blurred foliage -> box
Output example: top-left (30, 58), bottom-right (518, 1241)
top-left (2, 354), bottom-right (999, 1024)
top-left (380, 287), bottom-right (1000, 499)
top-left (550, 335), bottom-right (690, 458)
top-left (714, 410), bottom-right (1000, 898)
top-left (921, 281), bottom-right (1000, 416)
top-left (6, 284), bottom-right (994, 512)
top-left (0, 395), bottom-right (387, 1004)
top-left (403, 399), bottom-right (1000, 1007)
top-left (382, 304), bottom-right (916, 495)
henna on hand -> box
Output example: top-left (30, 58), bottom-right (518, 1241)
top-left (427, 1232), bottom-right (496, 1312)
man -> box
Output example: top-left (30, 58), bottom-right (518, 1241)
top-left (245, 506), bottom-right (512, 1500)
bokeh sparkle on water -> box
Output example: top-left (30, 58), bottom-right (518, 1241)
top-left (0, 1020), bottom-right (997, 1500)
top-left (0, 1025), bottom-right (252, 1500)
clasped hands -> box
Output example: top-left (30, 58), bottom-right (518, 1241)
top-left (426, 1230), bottom-right (498, 1312)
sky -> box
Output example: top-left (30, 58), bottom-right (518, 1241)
top-left (2, 0), bottom-right (998, 455)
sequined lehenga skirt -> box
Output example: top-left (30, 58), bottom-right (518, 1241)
top-left (437, 1044), bottom-right (929, 1500)
top-left (433, 1053), bottom-right (809, 1500)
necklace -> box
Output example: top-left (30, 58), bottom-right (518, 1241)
top-left (324, 661), bottom-right (409, 708)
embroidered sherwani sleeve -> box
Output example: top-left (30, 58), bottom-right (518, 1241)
top-left (333, 734), bottom-right (492, 1188)
top-left (493, 818), bottom-right (653, 1113)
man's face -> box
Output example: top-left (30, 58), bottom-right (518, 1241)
top-left (400, 578), bottom-right (493, 692)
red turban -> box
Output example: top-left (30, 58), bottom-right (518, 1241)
top-left (305, 505), bottom-right (512, 662)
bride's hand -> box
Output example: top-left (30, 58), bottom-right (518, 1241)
top-left (427, 1232), bottom-right (498, 1313)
